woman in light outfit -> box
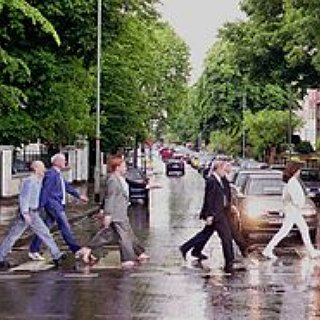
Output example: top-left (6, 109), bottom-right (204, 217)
top-left (262, 161), bottom-right (320, 259)
top-left (97, 155), bottom-right (149, 269)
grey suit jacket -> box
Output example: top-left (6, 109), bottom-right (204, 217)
top-left (104, 173), bottom-right (130, 222)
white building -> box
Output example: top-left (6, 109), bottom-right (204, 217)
top-left (295, 89), bottom-right (320, 148)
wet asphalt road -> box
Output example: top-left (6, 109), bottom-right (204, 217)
top-left (0, 160), bottom-right (320, 319)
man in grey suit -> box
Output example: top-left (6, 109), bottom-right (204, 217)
top-left (98, 155), bottom-right (149, 269)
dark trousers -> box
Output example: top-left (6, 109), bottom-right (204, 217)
top-left (226, 206), bottom-right (248, 256)
top-left (180, 216), bottom-right (234, 268)
top-left (29, 207), bottom-right (81, 254)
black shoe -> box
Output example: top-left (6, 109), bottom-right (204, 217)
top-left (191, 251), bottom-right (208, 260)
top-left (53, 254), bottom-right (67, 268)
top-left (0, 261), bottom-right (11, 271)
top-left (224, 264), bottom-right (247, 274)
top-left (240, 248), bottom-right (249, 258)
top-left (179, 246), bottom-right (187, 260)
top-left (224, 265), bottom-right (235, 274)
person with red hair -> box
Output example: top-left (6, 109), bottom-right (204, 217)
top-left (98, 155), bottom-right (149, 268)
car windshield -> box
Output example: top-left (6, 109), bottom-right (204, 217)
top-left (246, 178), bottom-right (284, 196)
top-left (126, 168), bottom-right (143, 180)
top-left (300, 170), bottom-right (320, 182)
top-left (235, 172), bottom-right (250, 187)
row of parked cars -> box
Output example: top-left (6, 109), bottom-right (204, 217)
top-left (188, 153), bottom-right (319, 242)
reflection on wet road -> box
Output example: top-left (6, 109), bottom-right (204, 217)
top-left (0, 160), bottom-right (320, 319)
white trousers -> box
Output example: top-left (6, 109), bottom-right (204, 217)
top-left (264, 206), bottom-right (315, 254)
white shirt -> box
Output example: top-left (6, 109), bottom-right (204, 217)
top-left (283, 176), bottom-right (305, 209)
top-left (212, 172), bottom-right (223, 187)
top-left (212, 172), bottom-right (227, 207)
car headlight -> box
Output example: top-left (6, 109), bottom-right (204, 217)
top-left (302, 206), bottom-right (316, 216)
top-left (243, 203), bottom-right (268, 218)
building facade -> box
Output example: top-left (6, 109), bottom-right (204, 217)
top-left (296, 89), bottom-right (320, 148)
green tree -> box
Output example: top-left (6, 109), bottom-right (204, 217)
top-left (0, 0), bottom-right (60, 110)
top-left (208, 130), bottom-right (240, 155)
top-left (244, 109), bottom-right (302, 158)
top-left (0, 0), bottom-right (189, 150)
top-left (294, 141), bottom-right (314, 154)
top-left (100, 17), bottom-right (189, 151)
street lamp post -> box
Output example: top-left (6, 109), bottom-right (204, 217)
top-left (94, 0), bottom-right (102, 203)
top-left (287, 83), bottom-right (296, 161)
top-left (242, 91), bottom-right (247, 159)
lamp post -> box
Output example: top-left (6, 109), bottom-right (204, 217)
top-left (94, 0), bottom-right (102, 203)
top-left (242, 91), bottom-right (247, 159)
top-left (288, 88), bottom-right (292, 161)
top-left (287, 82), bottom-right (297, 161)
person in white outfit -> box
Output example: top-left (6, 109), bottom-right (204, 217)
top-left (262, 161), bottom-right (320, 260)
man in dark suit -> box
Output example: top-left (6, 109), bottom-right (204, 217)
top-left (179, 160), bottom-right (235, 273)
top-left (223, 162), bottom-right (252, 257)
top-left (28, 153), bottom-right (91, 262)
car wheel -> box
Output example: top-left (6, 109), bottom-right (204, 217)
top-left (309, 229), bottom-right (317, 243)
top-left (181, 170), bottom-right (185, 176)
top-left (144, 192), bottom-right (150, 207)
top-left (242, 231), bottom-right (250, 242)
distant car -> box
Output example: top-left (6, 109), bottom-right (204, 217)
top-left (126, 167), bottom-right (149, 205)
top-left (232, 168), bottom-right (281, 191)
top-left (233, 174), bottom-right (318, 241)
top-left (165, 155), bottom-right (185, 176)
top-left (12, 159), bottom-right (30, 174)
top-left (240, 159), bottom-right (269, 169)
top-left (190, 155), bottom-right (200, 169)
top-left (198, 154), bottom-right (215, 175)
top-left (300, 168), bottom-right (320, 207)
top-left (159, 147), bottom-right (174, 162)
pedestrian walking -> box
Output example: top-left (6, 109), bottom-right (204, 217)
top-left (0, 161), bottom-right (64, 270)
top-left (91, 155), bottom-right (149, 269)
top-left (223, 161), bottom-right (257, 258)
top-left (179, 160), bottom-right (235, 273)
top-left (262, 161), bottom-right (320, 259)
top-left (28, 153), bottom-right (93, 264)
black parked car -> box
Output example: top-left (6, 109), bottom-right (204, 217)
top-left (300, 168), bottom-right (320, 207)
top-left (165, 154), bottom-right (185, 176)
top-left (126, 167), bottom-right (149, 205)
top-left (12, 159), bottom-right (30, 174)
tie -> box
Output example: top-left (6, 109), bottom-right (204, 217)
top-left (60, 174), bottom-right (66, 205)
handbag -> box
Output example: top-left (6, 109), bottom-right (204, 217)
top-left (88, 225), bottom-right (118, 249)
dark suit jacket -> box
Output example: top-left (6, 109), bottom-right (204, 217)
top-left (199, 175), bottom-right (226, 220)
top-left (39, 167), bottom-right (80, 212)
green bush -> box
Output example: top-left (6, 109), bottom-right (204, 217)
top-left (294, 141), bottom-right (314, 154)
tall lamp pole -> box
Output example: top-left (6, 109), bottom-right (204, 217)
top-left (94, 0), bottom-right (102, 203)
top-left (242, 91), bottom-right (247, 159)
top-left (287, 83), bottom-right (294, 161)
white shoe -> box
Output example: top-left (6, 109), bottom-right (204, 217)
top-left (262, 249), bottom-right (277, 260)
top-left (309, 249), bottom-right (320, 259)
top-left (137, 253), bottom-right (150, 261)
top-left (28, 252), bottom-right (45, 261)
top-left (121, 261), bottom-right (136, 269)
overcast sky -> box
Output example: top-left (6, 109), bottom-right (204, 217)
top-left (158, 0), bottom-right (245, 83)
